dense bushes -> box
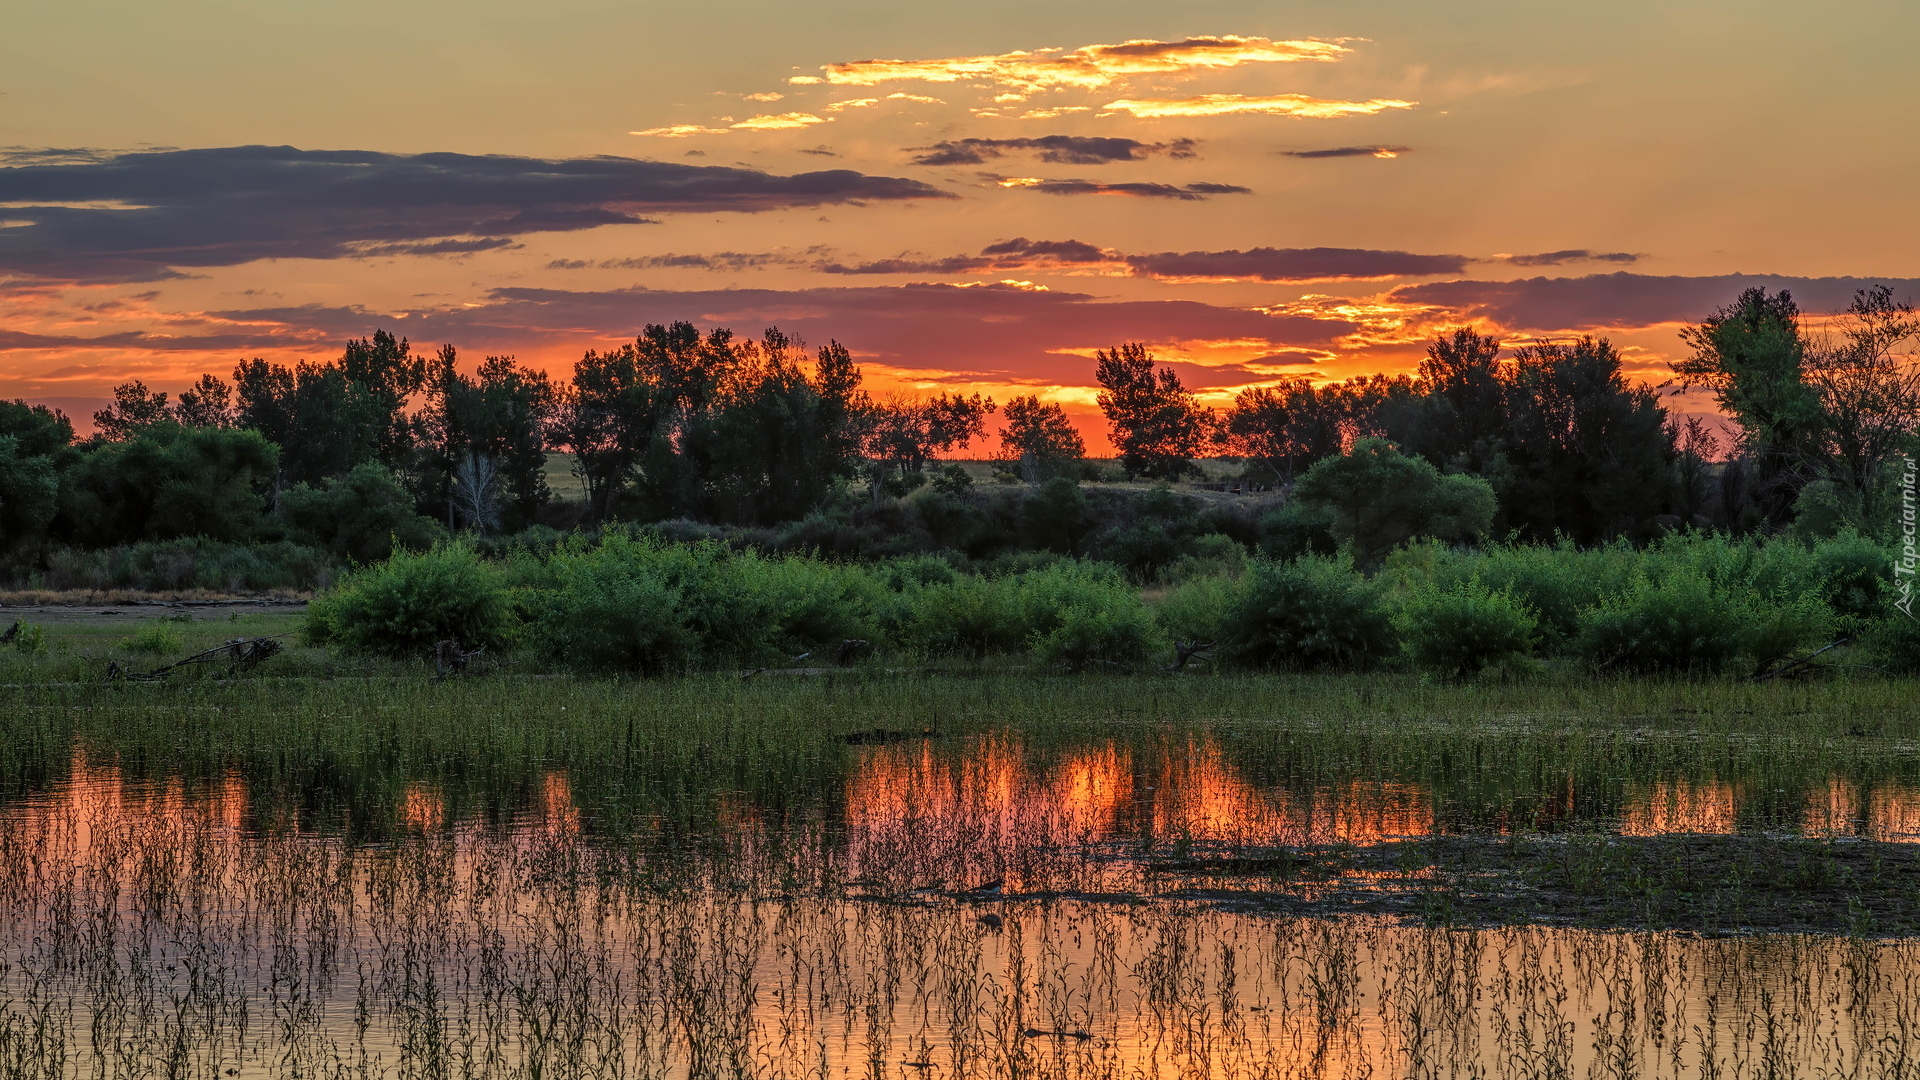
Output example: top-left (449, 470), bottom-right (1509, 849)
top-left (1395, 579), bottom-right (1538, 679)
top-left (300, 528), bottom-right (1918, 679)
top-left (306, 544), bottom-right (516, 658)
top-left (33, 537), bottom-right (333, 592)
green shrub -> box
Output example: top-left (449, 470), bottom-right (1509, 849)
top-left (1223, 556), bottom-right (1393, 669)
top-left (1017, 561), bottom-right (1162, 667)
top-left (1575, 570), bottom-right (1752, 674)
top-left (1396, 578), bottom-right (1538, 679)
top-left (1811, 530), bottom-right (1893, 629)
top-left (1860, 611), bottom-right (1920, 673)
top-left (1450, 541), bottom-right (1637, 652)
top-left (305, 543), bottom-right (515, 658)
top-left (894, 574), bottom-right (1024, 658)
top-left (1255, 501), bottom-right (1337, 561)
top-left (1032, 600), bottom-right (1162, 672)
top-left (33, 538), bottom-right (333, 592)
top-left (1153, 573), bottom-right (1241, 645)
top-left (524, 537), bottom-right (882, 674)
top-left (7, 622), bottom-right (46, 656)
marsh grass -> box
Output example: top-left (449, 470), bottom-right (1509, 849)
top-left (6, 666), bottom-right (1920, 1074)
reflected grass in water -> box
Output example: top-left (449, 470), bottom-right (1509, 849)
top-left (3, 674), bottom-right (1920, 1075)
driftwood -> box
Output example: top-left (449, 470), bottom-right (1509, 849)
top-left (1165, 640), bottom-right (1215, 673)
top-left (740, 652), bottom-right (812, 680)
top-left (1755, 638), bottom-right (1853, 681)
top-left (110, 635), bottom-right (286, 681)
top-left (433, 640), bottom-right (487, 678)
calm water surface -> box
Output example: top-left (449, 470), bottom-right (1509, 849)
top-left (2, 735), bottom-right (1918, 1078)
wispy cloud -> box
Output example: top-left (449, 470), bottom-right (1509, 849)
top-left (909, 135), bottom-right (1196, 166)
top-left (1496, 249), bottom-right (1640, 267)
top-left (992, 177), bottom-right (1249, 200)
top-left (546, 251), bottom-right (791, 272)
top-left (630, 124), bottom-right (733, 138)
top-left (821, 237), bottom-right (1468, 281)
top-left (1283, 145), bottom-right (1410, 159)
top-left (0, 145), bottom-right (951, 281)
top-left (1105, 94), bottom-right (1415, 119)
top-left (728, 112), bottom-right (830, 130)
top-left (792, 36), bottom-right (1349, 91)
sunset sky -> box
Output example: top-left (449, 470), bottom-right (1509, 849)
top-left (5, 0), bottom-right (1918, 446)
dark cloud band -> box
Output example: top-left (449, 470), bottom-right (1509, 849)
top-left (820, 237), bottom-right (1466, 281)
top-left (910, 136), bottom-right (1196, 166)
top-left (1392, 272), bottom-right (1920, 330)
top-left (1281, 145), bottom-right (1410, 159)
top-left (0, 145), bottom-right (951, 281)
top-left (207, 282), bottom-right (1358, 387)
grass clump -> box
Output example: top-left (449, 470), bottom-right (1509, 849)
top-left (120, 621), bottom-right (184, 656)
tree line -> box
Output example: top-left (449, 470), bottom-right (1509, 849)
top-left (1096, 285), bottom-right (1919, 545)
top-left (1, 284), bottom-right (1913, 572)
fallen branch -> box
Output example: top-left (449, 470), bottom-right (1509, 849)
top-left (433, 639), bottom-right (487, 679)
top-left (1164, 639), bottom-right (1215, 673)
top-left (110, 634), bottom-right (290, 681)
top-left (1755, 638), bottom-right (1853, 681)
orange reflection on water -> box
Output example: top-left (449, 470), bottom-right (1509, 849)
top-left (844, 735), bottom-right (1437, 867)
top-left (539, 770), bottom-right (581, 834)
top-left (1866, 782), bottom-right (1920, 841)
top-left (400, 782), bottom-right (446, 833)
top-left (1621, 781), bottom-right (1738, 836)
top-left (1804, 778), bottom-right (1920, 842)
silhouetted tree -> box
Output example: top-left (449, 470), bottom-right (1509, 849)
top-left (995, 395), bottom-right (1085, 482)
top-left (1405, 328), bottom-right (1512, 487)
top-left (1223, 376), bottom-right (1346, 485)
top-left (1676, 288), bottom-right (1821, 528)
top-left (560, 324), bottom-right (868, 525)
top-left (865, 392), bottom-right (995, 481)
top-left (172, 374), bottom-right (234, 428)
top-left (1503, 336), bottom-right (1673, 542)
top-left (0, 401), bottom-right (72, 556)
top-left (229, 330), bottom-right (425, 490)
top-left (1094, 342), bottom-right (1212, 480)
top-left (92, 381), bottom-right (173, 440)
top-left (1800, 285), bottom-right (1920, 530)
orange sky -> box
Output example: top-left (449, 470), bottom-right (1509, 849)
top-left (4, 2), bottom-right (1918, 448)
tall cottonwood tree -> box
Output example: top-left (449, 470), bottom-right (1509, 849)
top-left (1093, 342), bottom-right (1212, 480)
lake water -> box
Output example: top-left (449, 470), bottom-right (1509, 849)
top-left (2, 736), bottom-right (1917, 1078)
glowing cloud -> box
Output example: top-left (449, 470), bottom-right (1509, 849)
top-left (730, 112), bottom-right (830, 130)
top-left (1106, 94), bottom-right (1416, 119)
top-left (631, 124), bottom-right (732, 137)
top-left (794, 35), bottom-right (1349, 91)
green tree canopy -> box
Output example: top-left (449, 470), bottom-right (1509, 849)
top-left (1291, 438), bottom-right (1496, 568)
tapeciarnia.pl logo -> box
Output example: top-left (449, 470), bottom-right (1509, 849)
top-left (1899, 457), bottom-right (1917, 619)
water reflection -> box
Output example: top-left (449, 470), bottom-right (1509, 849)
top-left (3, 748), bottom-right (1920, 1076)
